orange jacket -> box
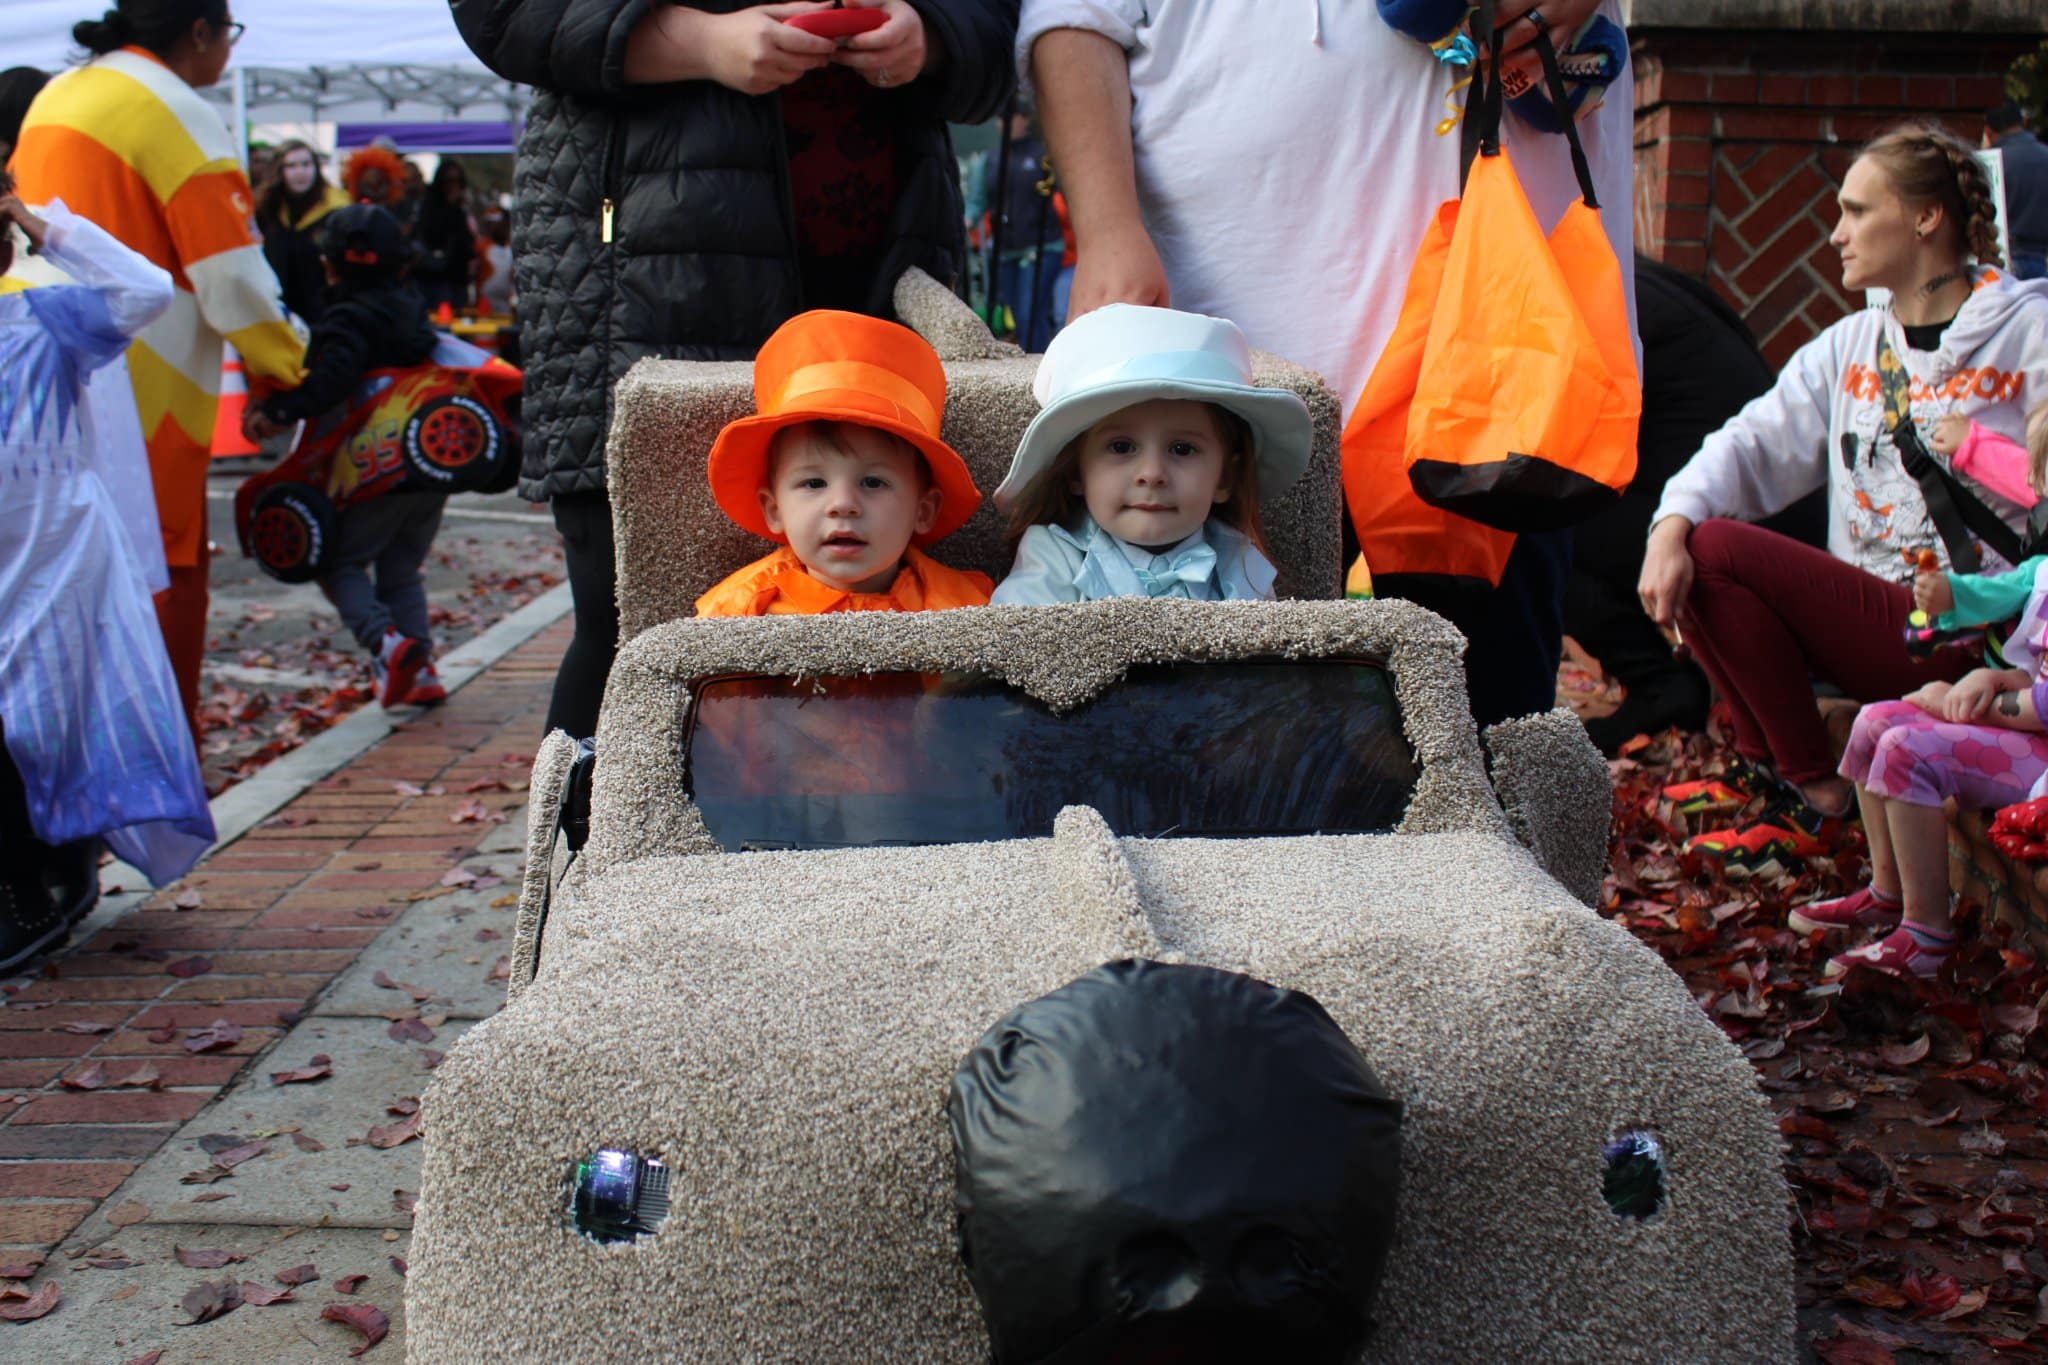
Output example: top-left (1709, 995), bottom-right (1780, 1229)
top-left (695, 546), bottom-right (993, 618)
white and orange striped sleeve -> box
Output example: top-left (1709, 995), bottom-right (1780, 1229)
top-left (163, 162), bottom-right (305, 389)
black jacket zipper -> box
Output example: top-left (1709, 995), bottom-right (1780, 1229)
top-left (600, 117), bottom-right (625, 245)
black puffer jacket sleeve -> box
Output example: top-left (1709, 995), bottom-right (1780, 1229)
top-left (901, 0), bottom-right (1020, 126)
top-left (448, 0), bottom-right (655, 99)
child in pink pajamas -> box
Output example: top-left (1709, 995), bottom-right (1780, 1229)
top-left (1792, 403), bottom-right (2048, 980)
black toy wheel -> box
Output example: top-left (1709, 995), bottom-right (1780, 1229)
top-left (401, 393), bottom-right (512, 492)
top-left (248, 483), bottom-right (337, 584)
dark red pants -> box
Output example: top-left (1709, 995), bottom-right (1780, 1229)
top-left (1679, 519), bottom-right (1977, 785)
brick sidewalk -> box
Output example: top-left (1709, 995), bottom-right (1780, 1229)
top-left (0, 620), bottom-right (568, 1270)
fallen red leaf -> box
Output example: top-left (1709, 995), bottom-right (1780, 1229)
top-left (0, 1264), bottom-right (37, 1280)
top-left (269, 1054), bottom-right (333, 1086)
top-left (1990, 1003), bottom-right (2038, 1036)
top-left (1901, 1269), bottom-right (1962, 1318)
top-left (366, 1107), bottom-right (423, 1149)
top-left (450, 798), bottom-right (490, 823)
top-left (333, 1272), bottom-right (369, 1294)
top-left (1840, 1276), bottom-right (1909, 1309)
top-left (61, 1020), bottom-right (115, 1034)
top-left (174, 1246), bottom-right (244, 1269)
top-left (116, 1062), bottom-right (164, 1089)
top-left (1876, 1034), bottom-right (1929, 1067)
top-left (184, 1019), bottom-right (244, 1053)
top-left (239, 1281), bottom-right (294, 1306)
top-left (1812, 1339), bottom-right (1895, 1365)
top-left (386, 1016), bottom-right (434, 1044)
top-left (62, 1060), bottom-right (108, 1091)
top-left (276, 1263), bottom-right (318, 1286)
top-left (122, 1352), bottom-right (163, 1365)
top-left (212, 1140), bottom-right (270, 1169)
top-left (321, 1302), bottom-right (390, 1356)
top-left (177, 1277), bottom-right (241, 1325)
top-left (0, 1281), bottom-right (60, 1321)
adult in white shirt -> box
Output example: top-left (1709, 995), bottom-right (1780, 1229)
top-left (1020, 0), bottom-right (1635, 724)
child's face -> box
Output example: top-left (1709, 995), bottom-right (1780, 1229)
top-left (759, 427), bottom-right (941, 595)
top-left (1073, 399), bottom-right (1233, 550)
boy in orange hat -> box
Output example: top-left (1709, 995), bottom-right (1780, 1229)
top-left (696, 311), bottom-right (993, 617)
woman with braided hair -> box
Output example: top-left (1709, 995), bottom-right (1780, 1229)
top-left (1636, 120), bottom-right (2048, 912)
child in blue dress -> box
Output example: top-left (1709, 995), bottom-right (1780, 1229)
top-left (990, 305), bottom-right (1311, 604)
top-left (0, 174), bottom-right (213, 968)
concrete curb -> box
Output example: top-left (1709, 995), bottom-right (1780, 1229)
top-left (87, 582), bottom-right (573, 934)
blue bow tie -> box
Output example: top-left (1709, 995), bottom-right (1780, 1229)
top-left (1132, 542), bottom-right (1218, 597)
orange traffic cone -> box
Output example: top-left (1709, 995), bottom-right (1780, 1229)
top-left (211, 347), bottom-right (260, 457)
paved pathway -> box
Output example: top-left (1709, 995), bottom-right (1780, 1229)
top-left (0, 621), bottom-right (566, 1360)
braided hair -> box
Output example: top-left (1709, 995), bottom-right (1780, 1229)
top-left (1860, 121), bottom-right (2004, 268)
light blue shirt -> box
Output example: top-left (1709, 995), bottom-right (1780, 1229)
top-left (991, 515), bottom-right (1278, 604)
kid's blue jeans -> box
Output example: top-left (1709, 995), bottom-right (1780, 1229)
top-left (318, 492), bottom-right (446, 654)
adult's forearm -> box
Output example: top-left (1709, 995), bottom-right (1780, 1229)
top-left (1029, 28), bottom-right (1143, 244)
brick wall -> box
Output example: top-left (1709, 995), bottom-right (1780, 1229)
top-left (1632, 29), bottom-right (2031, 366)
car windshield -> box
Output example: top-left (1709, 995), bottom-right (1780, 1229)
top-left (682, 660), bottom-right (1419, 851)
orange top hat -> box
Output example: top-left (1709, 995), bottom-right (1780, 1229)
top-left (707, 311), bottom-right (981, 545)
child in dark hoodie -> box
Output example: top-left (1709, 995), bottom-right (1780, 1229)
top-left (246, 204), bottom-right (447, 707)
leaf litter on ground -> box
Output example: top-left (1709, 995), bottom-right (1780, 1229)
top-left (1606, 725), bottom-right (2048, 1354)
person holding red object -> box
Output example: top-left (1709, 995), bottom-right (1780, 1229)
top-left (448, 0), bottom-right (1017, 739)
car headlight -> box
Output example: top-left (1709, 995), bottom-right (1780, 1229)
top-left (571, 1149), bottom-right (671, 1243)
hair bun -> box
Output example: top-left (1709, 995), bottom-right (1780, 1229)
top-left (72, 9), bottom-right (133, 55)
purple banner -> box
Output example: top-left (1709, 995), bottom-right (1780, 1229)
top-left (335, 122), bottom-right (517, 153)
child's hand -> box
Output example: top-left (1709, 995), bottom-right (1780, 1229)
top-left (1913, 570), bottom-right (1954, 616)
top-left (0, 193), bottom-right (50, 255)
top-left (242, 407), bottom-right (285, 443)
top-left (1931, 412), bottom-right (1970, 456)
top-left (1943, 668), bottom-right (2005, 722)
top-left (1904, 679), bottom-right (1952, 715)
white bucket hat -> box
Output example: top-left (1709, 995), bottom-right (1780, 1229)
top-left (991, 304), bottom-right (1313, 510)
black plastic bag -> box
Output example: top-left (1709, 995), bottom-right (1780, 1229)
top-left (948, 960), bottom-right (1402, 1364)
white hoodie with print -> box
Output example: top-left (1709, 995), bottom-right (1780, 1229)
top-left (1653, 274), bottom-right (2048, 583)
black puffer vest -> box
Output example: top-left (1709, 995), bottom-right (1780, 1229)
top-left (450, 0), bottom-right (1018, 501)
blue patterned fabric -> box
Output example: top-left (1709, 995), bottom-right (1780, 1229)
top-left (992, 514), bottom-right (1278, 605)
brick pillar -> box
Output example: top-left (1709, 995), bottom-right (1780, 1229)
top-left (1630, 9), bottom-right (2035, 366)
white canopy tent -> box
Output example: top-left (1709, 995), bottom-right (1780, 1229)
top-left (1, 0), bottom-right (526, 130)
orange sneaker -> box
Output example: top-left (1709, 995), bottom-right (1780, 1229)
top-left (1685, 797), bottom-right (1840, 881)
top-left (1662, 757), bottom-right (1770, 817)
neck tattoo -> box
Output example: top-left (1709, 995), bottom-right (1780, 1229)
top-left (1918, 268), bottom-right (1969, 299)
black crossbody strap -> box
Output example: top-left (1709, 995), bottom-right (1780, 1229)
top-left (1875, 330), bottom-right (2024, 572)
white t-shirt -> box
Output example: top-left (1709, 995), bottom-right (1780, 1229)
top-left (1017, 0), bottom-right (1638, 417)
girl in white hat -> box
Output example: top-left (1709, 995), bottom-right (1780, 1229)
top-left (990, 304), bottom-right (1312, 604)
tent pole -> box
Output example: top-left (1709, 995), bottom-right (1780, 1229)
top-left (231, 66), bottom-right (249, 174)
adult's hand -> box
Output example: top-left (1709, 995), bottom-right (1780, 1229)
top-left (1067, 221), bottom-right (1169, 317)
top-left (1636, 515), bottom-right (1695, 629)
top-left (1489, 0), bottom-right (1605, 89)
top-left (1030, 28), bottom-right (1164, 320)
top-left (833, 1), bottom-right (937, 88)
top-left (624, 4), bottom-right (838, 94)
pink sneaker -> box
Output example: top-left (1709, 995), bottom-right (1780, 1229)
top-left (1824, 927), bottom-right (1952, 981)
top-left (1787, 886), bottom-right (1902, 936)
